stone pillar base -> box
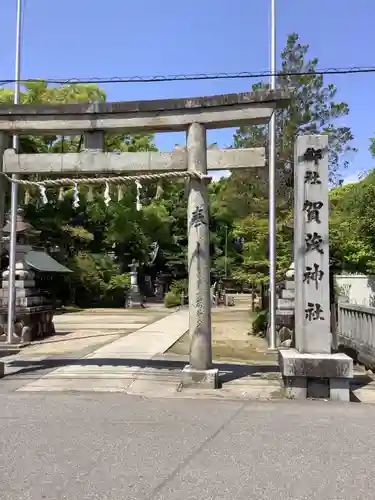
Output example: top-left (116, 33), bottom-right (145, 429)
top-left (128, 301), bottom-right (145, 309)
top-left (181, 365), bottom-right (219, 389)
top-left (127, 292), bottom-right (145, 308)
top-left (279, 348), bottom-right (353, 401)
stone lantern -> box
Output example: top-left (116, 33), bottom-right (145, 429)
top-left (128, 259), bottom-right (144, 308)
top-left (0, 208), bottom-right (71, 344)
top-left (2, 208), bottom-right (40, 283)
top-left (275, 262), bottom-right (295, 347)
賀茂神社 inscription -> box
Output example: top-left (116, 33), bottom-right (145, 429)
top-left (297, 139), bottom-right (330, 352)
top-left (279, 135), bottom-right (353, 401)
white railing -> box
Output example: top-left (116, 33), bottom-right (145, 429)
top-left (337, 302), bottom-right (375, 367)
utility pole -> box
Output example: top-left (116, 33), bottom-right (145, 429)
top-left (268, 0), bottom-right (277, 349)
top-left (224, 226), bottom-right (228, 278)
top-left (7, 0), bottom-right (23, 343)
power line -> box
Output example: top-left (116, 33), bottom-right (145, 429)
top-left (0, 65), bottom-right (375, 86)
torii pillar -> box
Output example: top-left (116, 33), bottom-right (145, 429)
top-left (181, 123), bottom-right (216, 386)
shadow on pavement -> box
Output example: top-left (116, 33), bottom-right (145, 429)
top-left (0, 349), bottom-right (21, 359)
top-left (5, 356), bottom-right (280, 383)
top-left (27, 331), bottom-right (122, 345)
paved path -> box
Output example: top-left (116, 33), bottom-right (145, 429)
top-left (2, 306), bottom-right (375, 403)
top-left (0, 307), bottom-right (169, 361)
top-left (4, 306), bottom-right (285, 400)
top-left (0, 394), bottom-right (374, 499)
top-left (0, 307), bottom-right (174, 380)
top-left (8, 308), bottom-right (189, 393)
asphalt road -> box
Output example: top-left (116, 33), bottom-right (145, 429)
top-left (0, 394), bottom-right (373, 499)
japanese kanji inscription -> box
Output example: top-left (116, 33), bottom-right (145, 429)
top-left (294, 135), bottom-right (331, 354)
top-left (190, 205), bottom-right (207, 228)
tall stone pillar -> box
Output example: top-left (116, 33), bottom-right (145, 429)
top-left (182, 122), bottom-right (219, 388)
top-left (0, 132), bottom-right (5, 378)
top-left (294, 136), bottom-right (331, 353)
top-left (279, 135), bottom-right (353, 401)
top-left (0, 132), bottom-right (6, 260)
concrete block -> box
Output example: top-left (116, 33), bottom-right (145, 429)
top-left (277, 299), bottom-right (295, 310)
top-left (284, 376), bottom-right (307, 399)
top-left (285, 281), bottom-right (295, 290)
top-left (0, 288), bottom-right (35, 298)
top-left (181, 365), bottom-right (219, 389)
top-left (330, 378), bottom-right (350, 402)
top-left (278, 348), bottom-right (353, 379)
top-left (276, 309), bottom-right (294, 316)
top-left (281, 289), bottom-right (294, 300)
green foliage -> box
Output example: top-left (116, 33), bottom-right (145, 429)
top-left (164, 291), bottom-right (181, 309)
top-left (329, 170), bottom-right (375, 273)
top-left (0, 81), bottom-right (186, 307)
top-left (370, 136), bottom-right (375, 158)
top-left (233, 33), bottom-right (355, 183)
top-left (212, 32), bottom-right (356, 285)
top-left (67, 253), bottom-right (131, 307)
top-left (68, 252), bottom-right (121, 307)
top-left (170, 279), bottom-right (188, 296)
top-left (107, 274), bottom-right (131, 293)
top-left (164, 280), bottom-right (188, 308)
top-left (106, 274), bottom-right (131, 307)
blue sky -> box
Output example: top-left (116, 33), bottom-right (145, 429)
top-left (1, 0), bottom-right (374, 183)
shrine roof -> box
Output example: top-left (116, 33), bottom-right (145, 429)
top-left (25, 250), bottom-right (72, 274)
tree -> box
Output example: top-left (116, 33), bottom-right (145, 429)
top-left (0, 81), bottom-right (164, 305)
top-left (0, 81), bottom-right (156, 155)
top-left (234, 33), bottom-right (355, 185)
top-left (370, 134), bottom-right (375, 159)
top-left (330, 170), bottom-right (375, 273)
top-left (212, 32), bottom-right (356, 284)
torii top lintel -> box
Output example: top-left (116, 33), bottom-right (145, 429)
top-left (0, 89), bottom-right (290, 135)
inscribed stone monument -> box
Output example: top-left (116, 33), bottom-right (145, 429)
top-left (294, 136), bottom-right (331, 353)
top-left (279, 135), bottom-right (353, 401)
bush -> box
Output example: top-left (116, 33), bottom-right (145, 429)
top-left (252, 309), bottom-right (268, 337)
top-left (68, 252), bottom-right (131, 307)
top-left (106, 274), bottom-right (131, 294)
top-left (170, 279), bottom-right (188, 296)
top-left (106, 274), bottom-right (131, 306)
top-left (164, 291), bottom-right (181, 308)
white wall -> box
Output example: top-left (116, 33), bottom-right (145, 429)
top-left (335, 274), bottom-right (375, 307)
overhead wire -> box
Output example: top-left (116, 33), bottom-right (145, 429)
top-left (0, 65), bottom-right (374, 87)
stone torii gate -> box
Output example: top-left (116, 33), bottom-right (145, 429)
top-left (0, 90), bottom-right (288, 387)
